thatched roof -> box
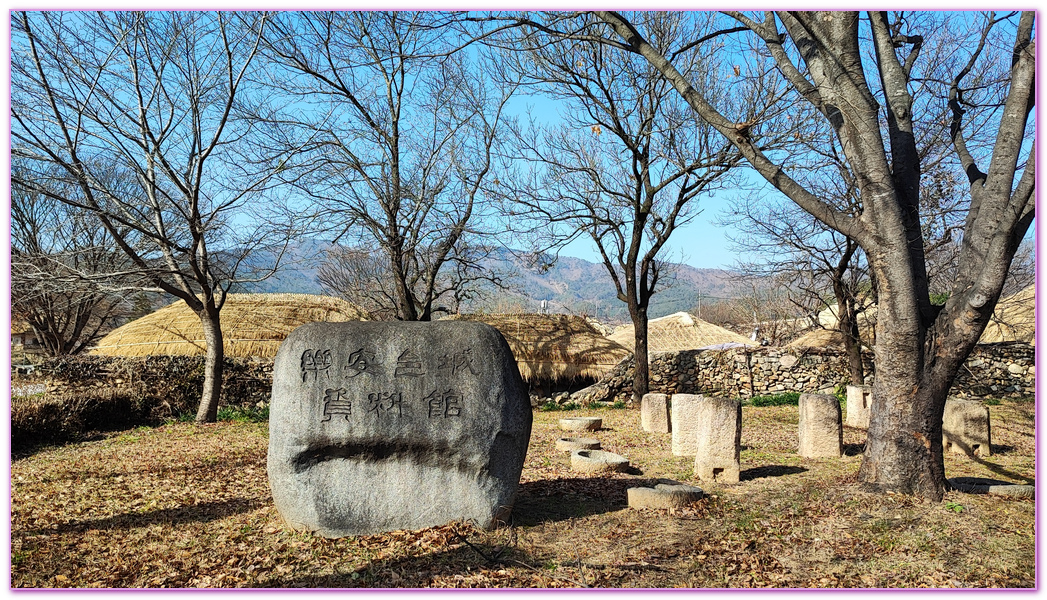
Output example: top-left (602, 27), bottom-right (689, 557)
top-left (980, 285), bottom-right (1035, 345)
top-left (442, 313), bottom-right (631, 383)
top-left (786, 328), bottom-right (854, 350)
top-left (608, 311), bottom-right (755, 353)
top-left (89, 293), bottom-right (369, 358)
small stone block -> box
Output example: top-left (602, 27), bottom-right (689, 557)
top-left (555, 437), bottom-right (601, 452)
top-left (693, 397), bottom-right (741, 484)
top-left (628, 481), bottom-right (705, 509)
top-left (671, 394), bottom-right (705, 456)
top-left (943, 398), bottom-right (991, 457)
top-left (641, 393), bottom-right (671, 433)
top-left (845, 385), bottom-right (871, 429)
top-left (798, 393), bottom-right (842, 458)
top-left (570, 450), bottom-right (629, 474)
top-left (559, 417), bottom-right (602, 431)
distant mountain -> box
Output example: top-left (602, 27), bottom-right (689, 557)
top-left (232, 239), bottom-right (755, 324)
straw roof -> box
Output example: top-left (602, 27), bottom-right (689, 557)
top-left (89, 293), bottom-right (369, 359)
top-left (786, 328), bottom-right (854, 350)
top-left (979, 285), bottom-right (1035, 345)
top-left (608, 311), bottom-right (755, 353)
top-left (441, 313), bottom-right (631, 383)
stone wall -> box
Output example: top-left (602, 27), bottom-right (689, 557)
top-left (33, 355), bottom-right (274, 412)
top-left (573, 342), bottom-right (1034, 405)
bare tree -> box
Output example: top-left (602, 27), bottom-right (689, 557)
top-left (721, 190), bottom-right (873, 382)
top-left (586, 10), bottom-right (1034, 499)
top-left (260, 12), bottom-right (515, 321)
top-left (493, 12), bottom-right (757, 403)
top-left (11, 164), bottom-right (144, 356)
top-left (11, 11), bottom-right (297, 422)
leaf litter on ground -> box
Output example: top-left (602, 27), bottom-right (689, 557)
top-left (10, 399), bottom-right (1035, 588)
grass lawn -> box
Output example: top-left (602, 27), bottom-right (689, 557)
top-left (10, 398), bottom-right (1035, 588)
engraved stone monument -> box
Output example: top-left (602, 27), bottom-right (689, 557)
top-left (641, 393), bottom-right (671, 434)
top-left (268, 321), bottom-right (532, 537)
top-left (692, 397), bottom-right (742, 484)
top-left (798, 393), bottom-right (842, 458)
top-left (943, 398), bottom-right (991, 457)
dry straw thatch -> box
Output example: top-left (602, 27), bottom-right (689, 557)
top-left (608, 311), bottom-right (754, 353)
top-left (979, 285), bottom-right (1035, 345)
top-left (89, 294), bottom-right (368, 359)
top-left (442, 313), bottom-right (631, 383)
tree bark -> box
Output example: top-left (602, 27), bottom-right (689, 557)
top-left (195, 306), bottom-right (225, 424)
top-left (629, 304), bottom-right (650, 405)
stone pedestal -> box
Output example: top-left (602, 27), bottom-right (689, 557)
top-left (670, 394), bottom-right (704, 456)
top-left (845, 385), bottom-right (871, 429)
top-left (798, 393), bottom-right (842, 458)
top-left (693, 397), bottom-right (742, 483)
top-left (943, 398), bottom-right (991, 457)
top-left (641, 393), bottom-right (671, 433)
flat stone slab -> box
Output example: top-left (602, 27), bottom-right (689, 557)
top-left (555, 437), bottom-right (601, 452)
top-left (571, 449), bottom-right (629, 474)
top-left (560, 417), bottom-right (602, 431)
top-left (268, 321), bottom-right (532, 537)
top-left (628, 481), bottom-right (705, 509)
top-left (949, 477), bottom-right (1034, 498)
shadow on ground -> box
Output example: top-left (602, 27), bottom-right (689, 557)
top-left (739, 465), bottom-right (807, 481)
top-left (20, 497), bottom-right (265, 536)
top-left (511, 476), bottom-right (665, 526)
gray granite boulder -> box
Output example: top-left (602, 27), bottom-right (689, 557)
top-left (268, 321), bottom-right (532, 537)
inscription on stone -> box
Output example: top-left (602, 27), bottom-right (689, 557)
top-left (300, 349), bottom-right (332, 382)
top-left (268, 321), bottom-right (532, 538)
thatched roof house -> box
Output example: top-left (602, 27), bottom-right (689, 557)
top-left (792, 285), bottom-right (1036, 348)
top-left (608, 311), bottom-right (755, 353)
top-left (980, 285), bottom-right (1035, 345)
top-left (442, 313), bottom-right (631, 384)
top-left (89, 293), bottom-right (368, 359)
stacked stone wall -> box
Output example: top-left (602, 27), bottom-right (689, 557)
top-left (573, 342), bottom-right (1034, 405)
top-left (31, 355), bottom-right (274, 411)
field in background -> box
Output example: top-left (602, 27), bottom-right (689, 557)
top-left (10, 399), bottom-right (1035, 588)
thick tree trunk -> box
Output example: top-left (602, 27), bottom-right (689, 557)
top-left (629, 305), bottom-right (650, 405)
top-left (195, 308), bottom-right (225, 424)
top-left (857, 260), bottom-right (947, 500)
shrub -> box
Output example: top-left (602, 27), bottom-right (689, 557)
top-left (217, 404), bottom-right (270, 423)
top-left (747, 392), bottom-right (801, 407)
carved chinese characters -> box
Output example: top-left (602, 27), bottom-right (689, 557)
top-left (268, 321), bottom-right (532, 538)
top-left (298, 346), bottom-right (470, 424)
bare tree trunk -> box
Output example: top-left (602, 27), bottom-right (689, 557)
top-left (629, 304), bottom-right (650, 405)
top-left (858, 304), bottom-right (948, 498)
top-left (195, 307), bottom-right (225, 424)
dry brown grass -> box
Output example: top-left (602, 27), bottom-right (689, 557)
top-left (609, 312), bottom-right (755, 352)
top-left (443, 313), bottom-right (630, 383)
top-left (10, 399), bottom-right (1034, 589)
top-left (89, 294), bottom-right (368, 359)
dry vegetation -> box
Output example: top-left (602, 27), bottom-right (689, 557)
top-left (10, 399), bottom-right (1035, 589)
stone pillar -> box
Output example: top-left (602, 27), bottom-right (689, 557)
top-left (943, 398), bottom-right (991, 457)
top-left (693, 397), bottom-right (742, 484)
top-left (641, 393), bottom-right (671, 433)
top-left (670, 393), bottom-right (704, 456)
top-left (798, 393), bottom-right (842, 458)
top-left (845, 385), bottom-right (871, 429)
